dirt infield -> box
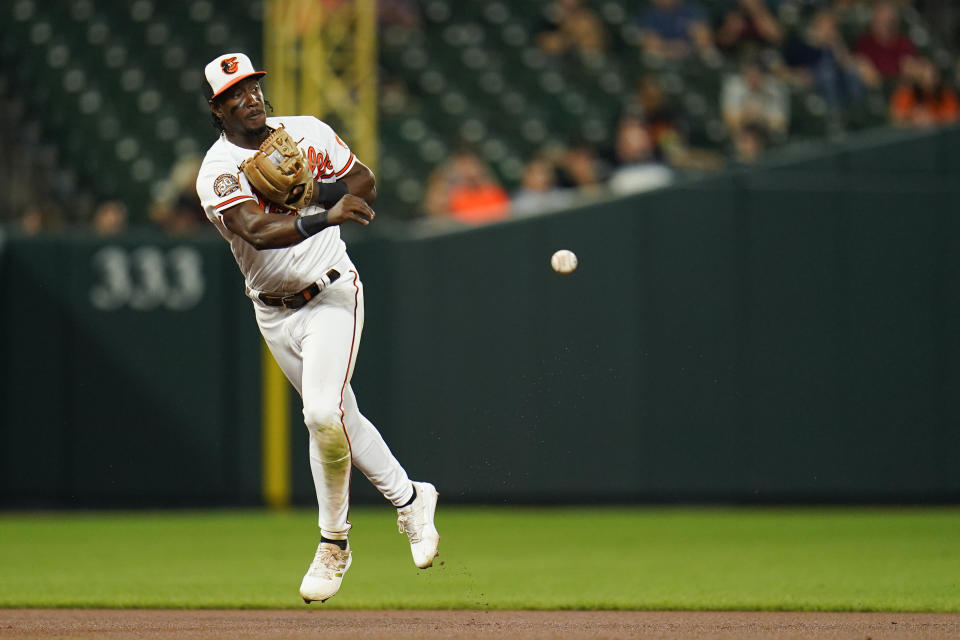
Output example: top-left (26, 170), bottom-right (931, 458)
top-left (2, 610), bottom-right (959, 640)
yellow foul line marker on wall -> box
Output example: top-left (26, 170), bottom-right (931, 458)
top-left (261, 341), bottom-right (290, 509)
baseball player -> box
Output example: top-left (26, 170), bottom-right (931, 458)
top-left (195, 53), bottom-right (439, 604)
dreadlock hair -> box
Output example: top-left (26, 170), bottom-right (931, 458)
top-left (203, 80), bottom-right (273, 133)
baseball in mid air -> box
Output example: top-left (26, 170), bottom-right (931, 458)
top-left (550, 249), bottom-right (578, 274)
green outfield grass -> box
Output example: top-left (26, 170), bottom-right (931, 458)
top-left (0, 506), bottom-right (958, 611)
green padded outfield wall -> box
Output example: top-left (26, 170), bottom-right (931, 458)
top-left (0, 232), bottom-right (263, 505)
top-left (2, 126), bottom-right (960, 506)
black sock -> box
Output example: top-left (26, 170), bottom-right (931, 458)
top-left (398, 485), bottom-right (417, 509)
top-left (320, 536), bottom-right (347, 550)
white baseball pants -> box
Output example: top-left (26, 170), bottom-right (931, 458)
top-left (254, 259), bottom-right (414, 540)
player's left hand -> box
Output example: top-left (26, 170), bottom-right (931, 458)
top-left (288, 184), bottom-right (306, 203)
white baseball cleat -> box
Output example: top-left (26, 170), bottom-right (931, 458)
top-left (397, 481), bottom-right (440, 569)
top-left (299, 541), bottom-right (352, 604)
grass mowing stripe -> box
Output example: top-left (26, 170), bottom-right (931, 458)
top-left (0, 507), bottom-right (958, 610)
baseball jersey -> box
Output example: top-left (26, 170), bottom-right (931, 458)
top-left (196, 115), bottom-right (357, 295)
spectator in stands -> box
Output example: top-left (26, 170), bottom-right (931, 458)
top-left (150, 155), bottom-right (206, 235)
top-left (715, 0), bottom-right (784, 56)
top-left (722, 56), bottom-right (790, 139)
top-left (624, 75), bottom-right (725, 171)
top-left (158, 193), bottom-right (207, 236)
top-left (511, 155), bottom-right (572, 216)
top-left (536, 0), bottom-right (608, 57)
top-left (854, 1), bottom-right (918, 82)
top-left (732, 122), bottom-right (770, 164)
top-left (556, 143), bottom-right (607, 194)
top-left (781, 7), bottom-right (879, 108)
top-left (636, 0), bottom-right (716, 61)
top-left (627, 75), bottom-right (685, 160)
top-left (424, 151), bottom-right (510, 225)
top-left (18, 202), bottom-right (64, 235)
top-left (890, 56), bottom-right (960, 127)
top-left (608, 116), bottom-right (674, 196)
top-left (92, 200), bottom-right (128, 236)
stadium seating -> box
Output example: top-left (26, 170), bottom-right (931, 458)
top-left (0, 0), bottom-right (953, 223)
top-left (0, 0), bottom-right (261, 221)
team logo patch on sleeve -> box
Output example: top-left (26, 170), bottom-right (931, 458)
top-left (335, 135), bottom-right (349, 149)
top-left (213, 173), bottom-right (240, 197)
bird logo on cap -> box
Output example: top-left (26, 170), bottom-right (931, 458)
top-left (220, 56), bottom-right (239, 74)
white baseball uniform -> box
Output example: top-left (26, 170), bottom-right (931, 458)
top-left (197, 116), bottom-right (414, 540)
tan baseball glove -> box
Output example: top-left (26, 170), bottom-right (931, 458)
top-left (239, 125), bottom-right (314, 209)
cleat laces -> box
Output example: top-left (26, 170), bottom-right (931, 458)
top-left (308, 544), bottom-right (348, 579)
